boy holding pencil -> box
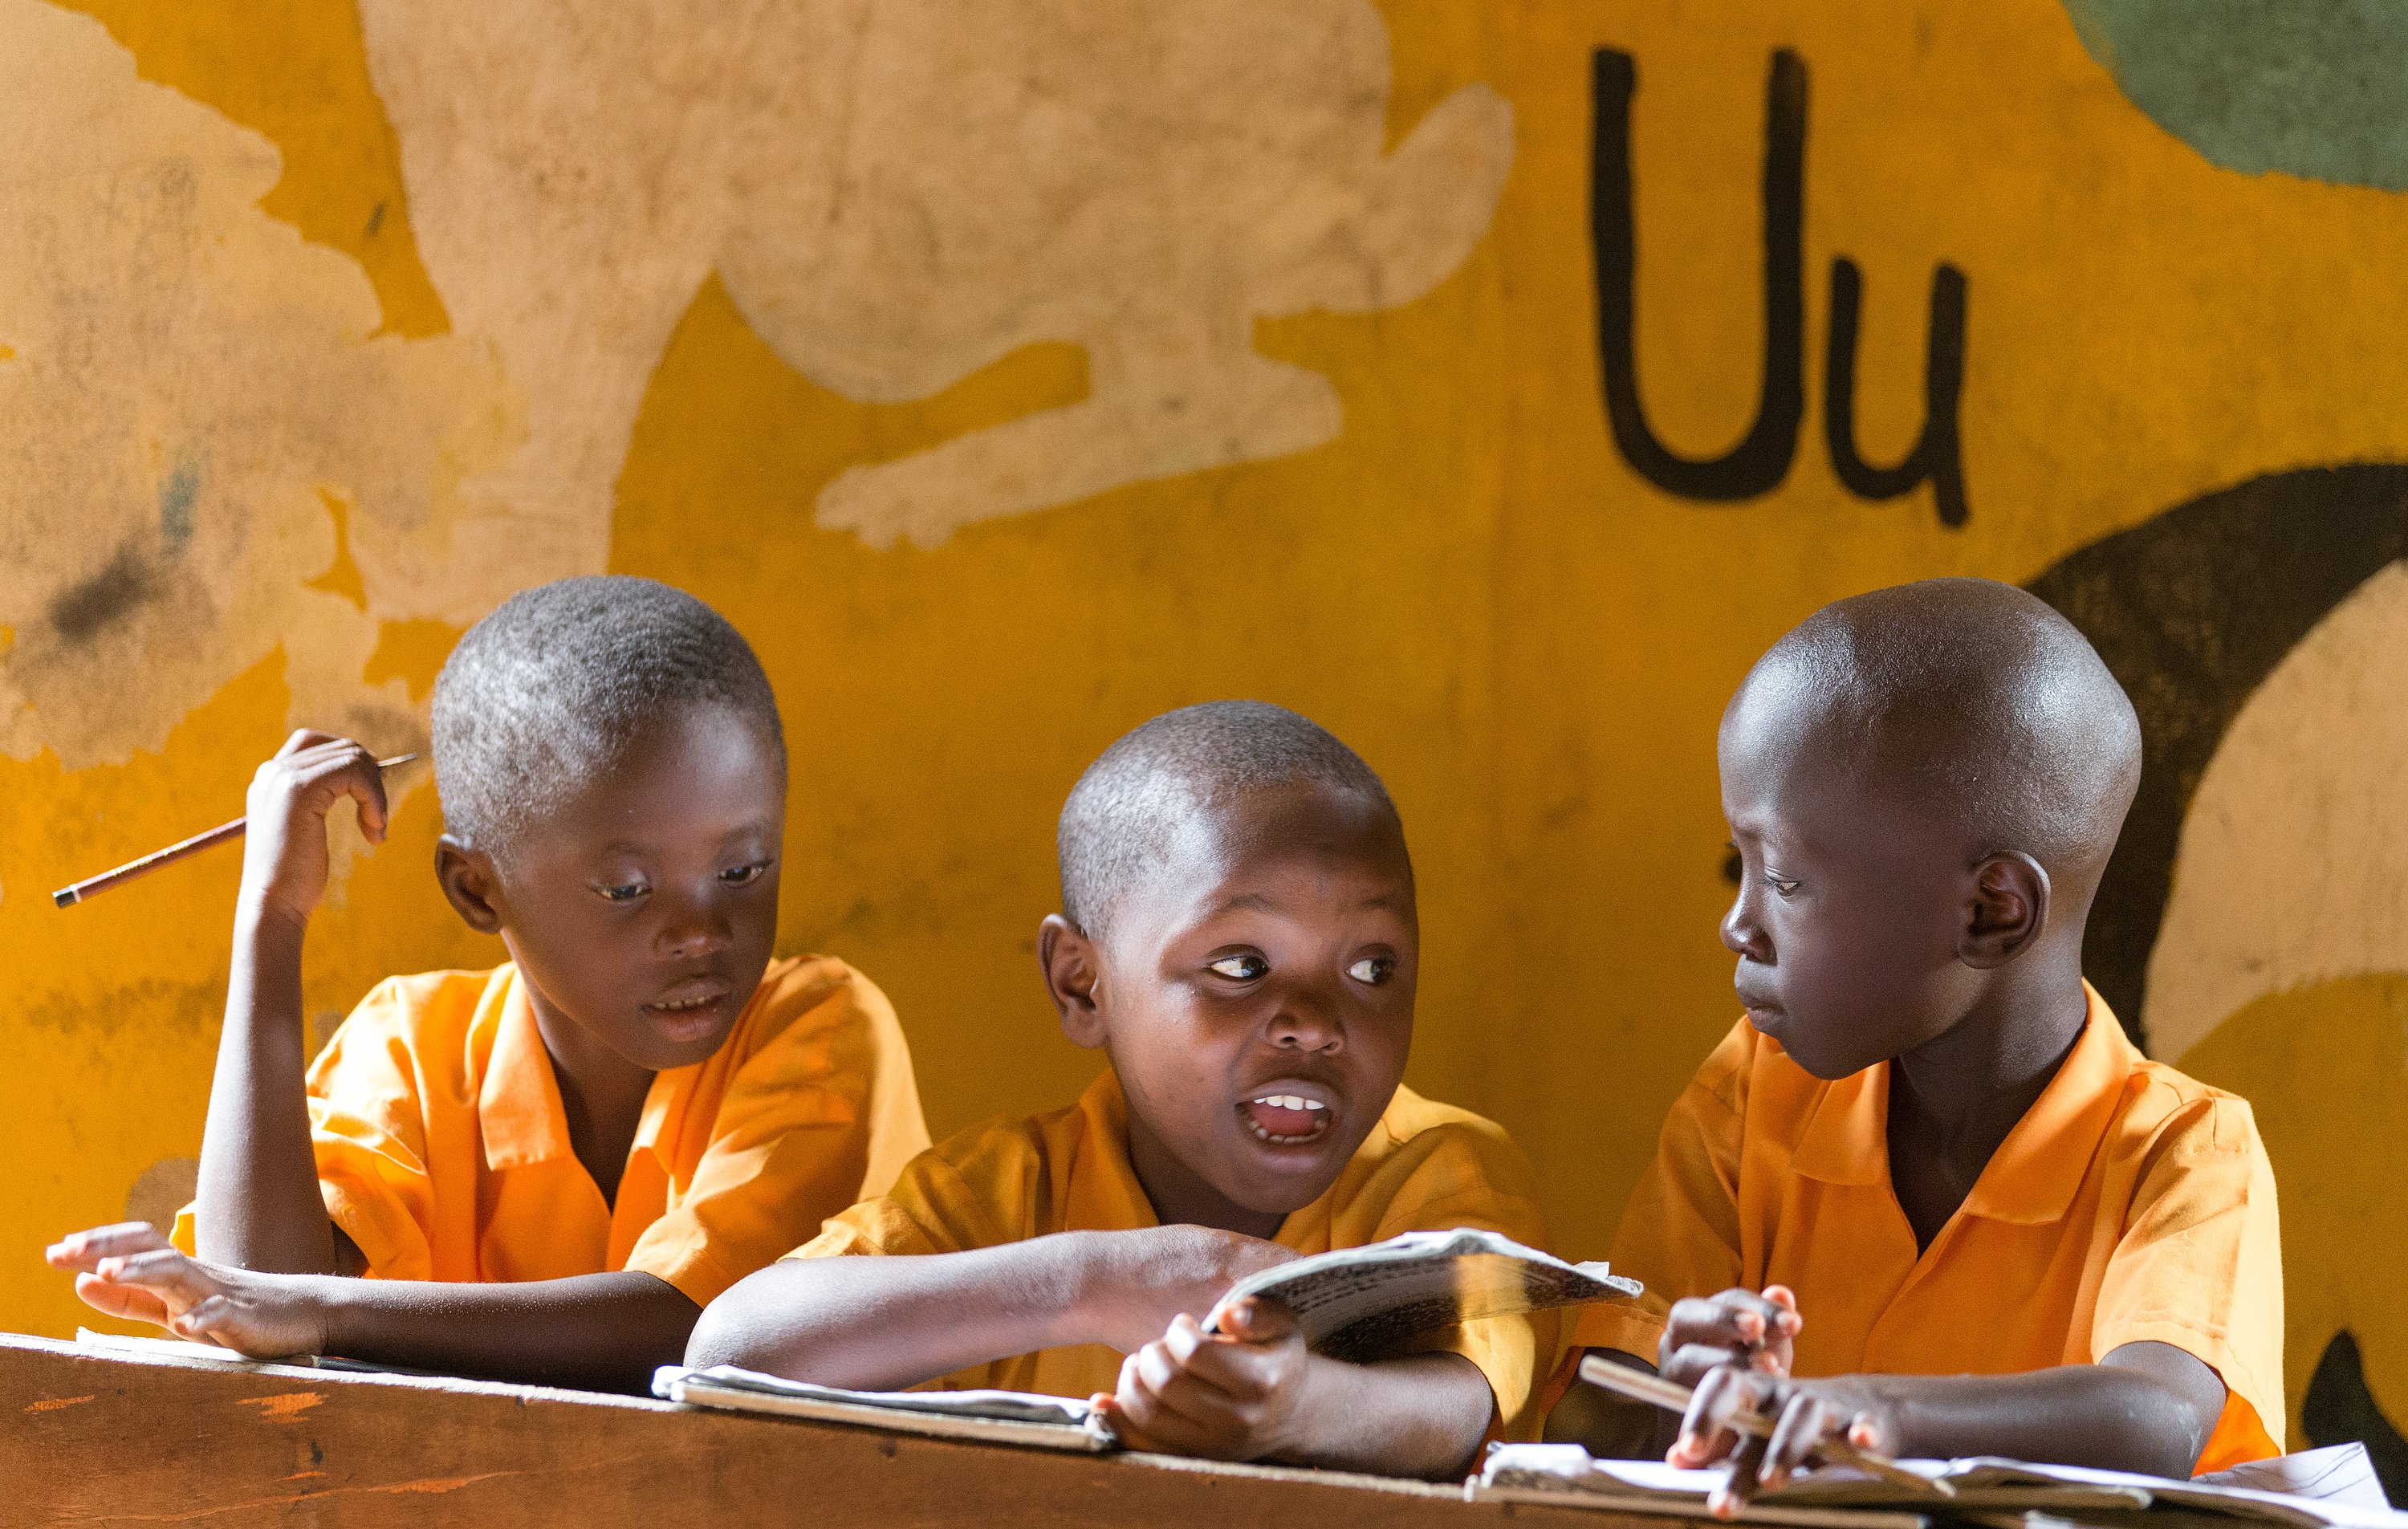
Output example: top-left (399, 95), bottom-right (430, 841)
top-left (49, 576), bottom-right (929, 1390)
top-left (1556, 579), bottom-right (2283, 1503)
top-left (691, 701), bottom-right (1557, 1477)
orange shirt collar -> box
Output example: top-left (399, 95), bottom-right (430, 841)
top-left (477, 963), bottom-right (694, 1181)
top-left (1790, 982), bottom-right (2138, 1225)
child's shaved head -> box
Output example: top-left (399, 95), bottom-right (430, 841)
top-left (1058, 701), bottom-right (1398, 941)
top-left (432, 576), bottom-right (784, 851)
top-left (1719, 578), bottom-right (2143, 1081)
top-left (1734, 578), bottom-right (2141, 881)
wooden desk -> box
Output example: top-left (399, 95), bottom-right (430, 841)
top-left (0, 1332), bottom-right (1645, 1527)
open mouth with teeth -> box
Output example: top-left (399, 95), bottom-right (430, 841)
top-left (643, 986), bottom-right (731, 1039)
top-left (1239, 1092), bottom-right (1333, 1145)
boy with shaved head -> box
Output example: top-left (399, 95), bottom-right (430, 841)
top-left (1558, 578), bottom-right (2283, 1499)
top-left (693, 701), bottom-right (1556, 1477)
top-left (50, 576), bottom-right (928, 1389)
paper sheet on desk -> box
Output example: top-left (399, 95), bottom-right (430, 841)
top-left (654, 1364), bottom-right (1117, 1451)
top-left (1478, 1443), bottom-right (2406, 1527)
top-left (1212, 1228), bottom-right (1641, 1364)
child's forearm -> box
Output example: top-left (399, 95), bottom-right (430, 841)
top-left (193, 909), bottom-right (339, 1273)
top-left (1283, 1351), bottom-right (1495, 1478)
top-left (310, 1269), bottom-right (700, 1393)
top-left (1851, 1355), bottom-right (2215, 1478)
top-left (686, 1237), bottom-right (1115, 1389)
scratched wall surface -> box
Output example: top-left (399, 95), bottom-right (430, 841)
top-left (5, 0), bottom-right (2406, 1466)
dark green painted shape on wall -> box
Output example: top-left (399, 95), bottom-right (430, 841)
top-left (2065, 0), bottom-right (2408, 190)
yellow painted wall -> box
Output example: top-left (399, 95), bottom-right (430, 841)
top-left (7, 0), bottom-right (2406, 1455)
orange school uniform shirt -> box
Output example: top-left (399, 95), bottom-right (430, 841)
top-left (1569, 984), bottom-right (2284, 1473)
top-left (791, 1070), bottom-right (1563, 1438)
top-left (174, 956), bottom-right (929, 1307)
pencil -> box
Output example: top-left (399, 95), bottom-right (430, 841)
top-left (1576, 1353), bottom-right (1954, 1499)
top-left (52, 754), bottom-right (420, 909)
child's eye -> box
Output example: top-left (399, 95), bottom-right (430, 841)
top-left (1206, 954), bottom-right (1267, 981)
top-left (1346, 955), bottom-right (1395, 985)
top-left (1764, 873), bottom-right (1800, 897)
top-left (594, 880), bottom-right (649, 904)
top-left (719, 860), bottom-right (771, 887)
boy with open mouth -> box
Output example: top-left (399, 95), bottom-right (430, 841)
top-left (692, 700), bottom-right (1555, 1477)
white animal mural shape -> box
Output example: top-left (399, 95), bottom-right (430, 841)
top-left (357, 0), bottom-right (1517, 550)
top-left (0, 0), bottom-right (1511, 783)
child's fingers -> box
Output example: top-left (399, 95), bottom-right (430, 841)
top-left (1670, 1366), bottom-right (1754, 1467)
top-left (1662, 1341), bottom-right (1760, 1387)
top-left (1710, 1434), bottom-right (1772, 1519)
top-left (71, 1272), bottom-right (174, 1328)
top-left (1161, 1314), bottom-right (1280, 1401)
top-left (1112, 1350), bottom-right (1225, 1455)
top-left (1215, 1296), bottom-right (1299, 1346)
top-left (1761, 1391), bottom-right (1832, 1489)
top-left (274, 729), bottom-right (339, 760)
top-left (93, 1248), bottom-right (218, 1308)
top-left (290, 742), bottom-right (391, 843)
top-left (45, 1222), bottom-right (171, 1270)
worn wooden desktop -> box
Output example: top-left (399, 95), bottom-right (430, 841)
top-left (0, 1331), bottom-right (1653, 1527)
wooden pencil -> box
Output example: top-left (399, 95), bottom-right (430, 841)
top-left (1576, 1353), bottom-right (1954, 1499)
top-left (52, 754), bottom-right (419, 909)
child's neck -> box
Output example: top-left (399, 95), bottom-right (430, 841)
top-left (528, 995), bottom-right (657, 1209)
top-left (1883, 947), bottom-right (2091, 1253)
top-left (1124, 1115), bottom-right (1287, 1240)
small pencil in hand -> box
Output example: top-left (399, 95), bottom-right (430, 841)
top-left (1576, 1353), bottom-right (1953, 1499)
top-left (52, 754), bottom-right (419, 908)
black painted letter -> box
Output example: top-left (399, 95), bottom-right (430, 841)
top-left (1824, 257), bottom-right (1970, 528)
top-left (1591, 48), bottom-right (1805, 501)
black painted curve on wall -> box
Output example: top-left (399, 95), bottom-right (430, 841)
top-left (2305, 1332), bottom-right (2408, 1501)
top-left (2023, 463), bottom-right (2408, 1051)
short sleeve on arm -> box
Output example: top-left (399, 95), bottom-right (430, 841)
top-left (1576, 1021), bottom-right (1757, 1362)
top-left (169, 979), bottom-right (441, 1279)
top-left (2091, 1095), bottom-right (2286, 1468)
top-left (303, 982), bottom-right (441, 1281)
top-left (626, 965), bottom-right (932, 1306)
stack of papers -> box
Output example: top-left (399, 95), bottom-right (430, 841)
top-left (1474, 1443), bottom-right (2402, 1528)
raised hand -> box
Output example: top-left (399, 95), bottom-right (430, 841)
top-left (239, 730), bottom-right (391, 929)
top-left (46, 1222), bottom-right (328, 1360)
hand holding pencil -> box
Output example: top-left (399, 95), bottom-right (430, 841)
top-left (53, 733), bottom-right (417, 909)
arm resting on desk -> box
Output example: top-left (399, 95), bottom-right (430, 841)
top-left (47, 1224), bottom-right (698, 1393)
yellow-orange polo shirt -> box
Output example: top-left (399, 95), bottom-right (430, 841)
top-left (791, 1069), bottom-right (1561, 1438)
top-left (1567, 984), bottom-right (2284, 1473)
top-left (175, 955), bottom-right (929, 1307)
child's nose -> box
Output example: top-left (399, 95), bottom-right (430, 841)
top-left (1719, 897), bottom-right (1770, 960)
top-left (1267, 990), bottom-right (1345, 1052)
top-left (656, 900), bottom-right (734, 957)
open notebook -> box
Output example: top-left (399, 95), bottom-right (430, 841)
top-left (1473, 1442), bottom-right (2403, 1529)
top-left (653, 1367), bottom-right (1117, 1451)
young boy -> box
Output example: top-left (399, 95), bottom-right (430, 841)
top-left (689, 701), bottom-right (1555, 1477)
top-left (1554, 578), bottom-right (2284, 1501)
top-left (47, 576), bottom-right (929, 1391)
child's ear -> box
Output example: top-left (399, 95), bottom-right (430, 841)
top-left (1959, 851), bottom-right (2048, 968)
top-left (434, 835), bottom-right (505, 934)
top-left (1038, 914), bottom-right (1107, 1048)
